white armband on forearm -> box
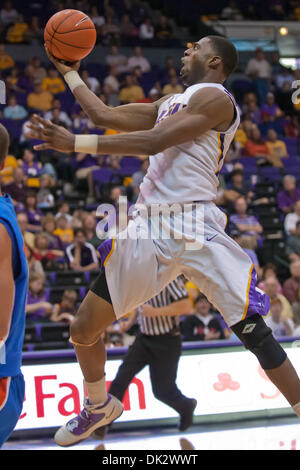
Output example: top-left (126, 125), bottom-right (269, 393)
top-left (75, 135), bottom-right (99, 154)
top-left (0, 339), bottom-right (5, 349)
top-left (64, 71), bottom-right (86, 92)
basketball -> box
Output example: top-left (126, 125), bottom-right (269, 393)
top-left (44, 9), bottom-right (97, 63)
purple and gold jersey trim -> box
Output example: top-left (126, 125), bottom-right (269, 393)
top-left (98, 237), bottom-right (115, 270)
top-left (215, 133), bottom-right (225, 176)
top-left (242, 264), bottom-right (270, 321)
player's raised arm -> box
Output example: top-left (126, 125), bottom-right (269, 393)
top-left (45, 47), bottom-right (170, 132)
top-left (0, 224), bottom-right (15, 347)
top-left (27, 87), bottom-right (234, 155)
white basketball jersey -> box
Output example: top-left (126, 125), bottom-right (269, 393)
top-left (138, 83), bottom-right (240, 205)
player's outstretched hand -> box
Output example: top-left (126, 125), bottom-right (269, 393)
top-left (27, 114), bottom-right (75, 153)
top-left (44, 44), bottom-right (81, 76)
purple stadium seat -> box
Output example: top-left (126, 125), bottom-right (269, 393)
top-left (92, 168), bottom-right (115, 191)
top-left (0, 118), bottom-right (27, 140)
top-left (282, 137), bottom-right (298, 157)
top-left (120, 156), bottom-right (141, 173)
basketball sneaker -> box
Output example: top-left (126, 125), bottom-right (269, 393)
top-left (54, 394), bottom-right (123, 447)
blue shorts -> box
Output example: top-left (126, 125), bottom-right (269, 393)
top-left (0, 373), bottom-right (25, 448)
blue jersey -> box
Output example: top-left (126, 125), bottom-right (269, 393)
top-left (0, 194), bottom-right (28, 377)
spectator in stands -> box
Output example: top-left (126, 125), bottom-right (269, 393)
top-left (19, 147), bottom-right (42, 187)
top-left (102, 13), bottom-right (120, 45)
top-left (103, 65), bottom-right (120, 94)
top-left (102, 83), bottom-right (120, 107)
top-left (265, 298), bottom-right (294, 338)
top-left (284, 115), bottom-right (300, 138)
top-left (25, 15), bottom-right (43, 44)
top-left (26, 56), bottom-right (46, 84)
top-left (33, 232), bottom-right (65, 271)
top-left (55, 201), bottom-right (73, 227)
top-left (221, 0), bottom-right (243, 20)
top-left (263, 276), bottom-right (293, 319)
top-left (27, 81), bottom-right (53, 112)
top-left (231, 229), bottom-right (262, 279)
top-left (106, 45), bottom-right (128, 74)
top-left (276, 80), bottom-right (294, 116)
top-left (6, 13), bottom-right (28, 43)
top-left (245, 47), bottom-right (272, 104)
top-left (5, 66), bottom-right (24, 94)
top-left (119, 13), bottom-right (139, 40)
top-left (265, 128), bottom-right (288, 167)
top-left (230, 196), bottom-right (263, 239)
top-left (244, 127), bottom-right (270, 161)
top-left (286, 220), bottom-right (300, 262)
top-left (36, 174), bottom-right (55, 209)
top-left (261, 92), bottom-right (285, 121)
top-left (25, 272), bottom-right (53, 323)
top-left (284, 200), bottom-right (300, 235)
top-left (42, 67), bottom-right (66, 95)
top-left (129, 0), bottom-right (149, 27)
top-left (3, 95), bottom-right (27, 120)
top-left (155, 15), bottom-right (173, 41)
top-left (162, 75), bottom-right (184, 95)
top-left (139, 17), bottom-right (154, 41)
top-left (44, 98), bottom-right (72, 127)
top-left (180, 293), bottom-right (224, 341)
top-left (41, 214), bottom-right (63, 251)
top-left (26, 244), bottom-right (44, 277)
top-left (132, 158), bottom-right (149, 202)
top-left (90, 5), bottom-right (105, 35)
top-left (275, 67), bottom-right (294, 91)
top-left (17, 211), bottom-right (35, 251)
top-left (283, 260), bottom-right (300, 308)
top-left (128, 46), bottom-right (151, 73)
top-left (0, 1), bottom-right (18, 26)
top-left (225, 168), bottom-right (254, 202)
top-left (23, 191), bottom-right (43, 232)
top-left (54, 215), bottom-right (74, 246)
top-left (4, 167), bottom-right (26, 206)
top-left (66, 227), bottom-right (99, 272)
top-left (0, 43), bottom-right (14, 70)
top-left (257, 263), bottom-right (283, 293)
top-left (0, 152), bottom-right (18, 185)
top-left (51, 289), bottom-right (78, 324)
top-left (81, 69), bottom-right (100, 94)
top-left (277, 175), bottom-right (300, 213)
top-left (82, 213), bottom-right (99, 249)
top-left (119, 73), bottom-right (145, 103)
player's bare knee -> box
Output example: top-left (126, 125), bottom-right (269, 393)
top-left (231, 314), bottom-right (287, 370)
top-left (70, 314), bottom-right (100, 345)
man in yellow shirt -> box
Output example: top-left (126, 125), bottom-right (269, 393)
top-left (27, 82), bottom-right (53, 112)
top-left (266, 129), bottom-right (288, 167)
top-left (119, 74), bottom-right (145, 104)
top-left (6, 14), bottom-right (29, 43)
top-left (162, 76), bottom-right (184, 96)
top-left (0, 43), bottom-right (14, 70)
top-left (0, 154), bottom-right (18, 185)
top-left (42, 68), bottom-right (66, 95)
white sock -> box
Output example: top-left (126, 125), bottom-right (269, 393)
top-left (85, 376), bottom-right (108, 405)
top-left (293, 402), bottom-right (300, 418)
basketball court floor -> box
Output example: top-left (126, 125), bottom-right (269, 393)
top-left (3, 417), bottom-right (300, 450)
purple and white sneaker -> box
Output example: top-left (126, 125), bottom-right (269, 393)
top-left (54, 394), bottom-right (123, 447)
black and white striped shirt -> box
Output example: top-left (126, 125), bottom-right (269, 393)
top-left (138, 277), bottom-right (188, 336)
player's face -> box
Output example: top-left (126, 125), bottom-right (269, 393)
top-left (180, 37), bottom-right (216, 86)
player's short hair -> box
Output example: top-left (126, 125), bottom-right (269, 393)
top-left (0, 123), bottom-right (9, 167)
top-left (207, 35), bottom-right (238, 78)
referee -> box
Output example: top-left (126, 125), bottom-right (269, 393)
top-left (96, 276), bottom-right (197, 436)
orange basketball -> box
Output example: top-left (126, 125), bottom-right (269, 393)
top-left (44, 9), bottom-right (97, 63)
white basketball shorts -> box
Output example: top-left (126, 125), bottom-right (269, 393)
top-left (96, 202), bottom-right (270, 327)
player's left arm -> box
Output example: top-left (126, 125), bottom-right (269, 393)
top-left (27, 88), bottom-right (235, 155)
top-left (0, 224), bottom-right (15, 347)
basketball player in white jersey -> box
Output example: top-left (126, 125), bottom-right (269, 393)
top-left (28, 36), bottom-right (300, 447)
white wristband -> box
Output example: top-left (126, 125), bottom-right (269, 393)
top-left (64, 71), bottom-right (86, 92)
top-left (0, 339), bottom-right (4, 349)
top-left (75, 135), bottom-right (99, 154)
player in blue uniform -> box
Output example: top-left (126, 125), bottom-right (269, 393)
top-left (0, 124), bottom-right (28, 448)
